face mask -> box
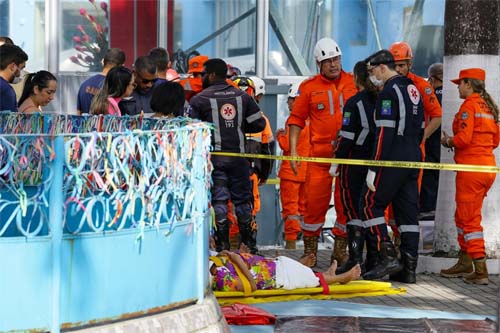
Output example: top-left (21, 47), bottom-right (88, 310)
top-left (369, 75), bottom-right (383, 87)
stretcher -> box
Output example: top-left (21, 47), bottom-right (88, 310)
top-left (214, 280), bottom-right (406, 306)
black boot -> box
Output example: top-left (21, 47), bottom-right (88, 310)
top-left (214, 218), bottom-right (230, 252)
top-left (389, 252), bottom-right (418, 283)
top-left (363, 231), bottom-right (379, 274)
top-left (363, 241), bottom-right (402, 280)
top-left (336, 225), bottom-right (364, 274)
top-left (238, 215), bottom-right (258, 254)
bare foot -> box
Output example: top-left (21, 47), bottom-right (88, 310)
top-left (324, 262), bottom-right (361, 284)
top-left (299, 253), bottom-right (316, 267)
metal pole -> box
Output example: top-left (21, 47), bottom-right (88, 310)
top-left (49, 136), bottom-right (64, 333)
top-left (46, 0), bottom-right (60, 73)
top-left (157, 0), bottom-right (168, 48)
top-left (367, 0), bottom-right (383, 50)
top-left (256, 0), bottom-right (269, 78)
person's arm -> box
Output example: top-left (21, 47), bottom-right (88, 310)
top-left (450, 106), bottom-right (474, 148)
top-left (220, 250), bottom-right (257, 291)
top-left (423, 116), bottom-right (442, 141)
top-left (288, 124), bottom-right (302, 175)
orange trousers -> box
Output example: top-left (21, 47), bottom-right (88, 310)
top-left (302, 162), bottom-right (334, 237)
top-left (280, 179), bottom-right (305, 241)
top-left (455, 171), bottom-right (495, 259)
top-left (229, 173), bottom-right (260, 237)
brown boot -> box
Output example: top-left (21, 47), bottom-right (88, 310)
top-left (464, 258), bottom-right (489, 285)
top-left (440, 250), bottom-right (473, 278)
top-left (285, 240), bottom-right (296, 250)
top-left (301, 236), bottom-right (318, 267)
top-left (331, 236), bottom-right (349, 266)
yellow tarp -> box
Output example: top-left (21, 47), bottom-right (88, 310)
top-left (214, 280), bottom-right (406, 306)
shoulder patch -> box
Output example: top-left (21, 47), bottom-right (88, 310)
top-left (425, 87), bottom-right (432, 95)
top-left (407, 84), bottom-right (421, 105)
top-left (461, 112), bottom-right (469, 120)
top-left (381, 100), bottom-right (392, 116)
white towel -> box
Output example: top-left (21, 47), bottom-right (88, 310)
top-left (275, 256), bottom-right (319, 290)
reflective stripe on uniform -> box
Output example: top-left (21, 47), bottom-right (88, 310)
top-left (375, 120), bottom-right (396, 128)
top-left (464, 231), bottom-right (484, 242)
top-left (339, 93), bottom-right (344, 112)
top-left (236, 96), bottom-right (245, 153)
top-left (246, 110), bottom-right (262, 123)
top-left (356, 100), bottom-right (369, 146)
top-left (328, 90), bottom-right (334, 115)
top-left (475, 113), bottom-right (494, 119)
top-left (398, 225), bottom-right (420, 233)
top-left (184, 80), bottom-right (192, 91)
top-left (457, 227), bottom-right (463, 235)
top-left (247, 136), bottom-right (263, 143)
top-left (347, 219), bottom-right (363, 227)
top-left (300, 221), bottom-right (324, 232)
top-left (285, 214), bottom-right (301, 221)
top-left (363, 216), bottom-right (386, 228)
top-left (392, 84), bottom-right (406, 136)
top-left (209, 98), bottom-right (222, 150)
top-left (334, 220), bottom-right (346, 232)
top-left (421, 121), bottom-right (426, 129)
top-left (339, 130), bottom-right (355, 140)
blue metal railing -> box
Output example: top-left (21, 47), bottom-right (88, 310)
top-left (0, 113), bottom-right (212, 332)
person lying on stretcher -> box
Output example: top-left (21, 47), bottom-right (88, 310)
top-left (209, 244), bottom-right (361, 292)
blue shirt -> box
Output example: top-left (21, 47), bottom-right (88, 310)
top-left (131, 88), bottom-right (155, 115)
top-left (77, 74), bottom-right (105, 114)
top-left (0, 77), bottom-right (17, 112)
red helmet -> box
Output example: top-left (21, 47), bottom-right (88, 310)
top-left (389, 42), bottom-right (413, 61)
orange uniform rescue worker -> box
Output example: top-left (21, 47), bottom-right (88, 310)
top-left (440, 68), bottom-right (499, 285)
top-left (288, 38), bottom-right (357, 266)
top-left (277, 82), bottom-right (310, 249)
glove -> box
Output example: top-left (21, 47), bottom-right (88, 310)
top-left (366, 169), bottom-right (376, 192)
top-left (329, 164), bottom-right (339, 177)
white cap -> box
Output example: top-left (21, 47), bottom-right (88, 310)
top-left (314, 38), bottom-right (342, 63)
top-left (250, 76), bottom-right (266, 96)
top-left (288, 82), bottom-right (300, 98)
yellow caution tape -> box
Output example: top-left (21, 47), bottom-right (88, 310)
top-left (211, 151), bottom-right (500, 174)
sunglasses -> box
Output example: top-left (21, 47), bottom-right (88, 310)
top-left (138, 77), bottom-right (158, 85)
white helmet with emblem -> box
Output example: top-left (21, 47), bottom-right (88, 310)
top-left (314, 38), bottom-right (342, 63)
top-left (288, 82), bottom-right (300, 98)
top-left (250, 76), bottom-right (266, 97)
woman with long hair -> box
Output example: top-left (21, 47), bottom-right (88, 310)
top-left (18, 70), bottom-right (57, 113)
top-left (90, 66), bottom-right (135, 116)
top-left (440, 68), bottom-right (499, 285)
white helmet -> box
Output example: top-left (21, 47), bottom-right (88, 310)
top-left (288, 82), bottom-right (300, 98)
top-left (250, 76), bottom-right (266, 96)
top-left (314, 38), bottom-right (342, 63)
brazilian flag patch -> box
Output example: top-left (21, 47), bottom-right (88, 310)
top-left (381, 100), bottom-right (392, 116)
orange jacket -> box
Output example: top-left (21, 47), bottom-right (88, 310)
top-left (407, 72), bottom-right (442, 126)
top-left (180, 77), bottom-right (203, 101)
top-left (451, 93), bottom-right (499, 165)
top-left (181, 78), bottom-right (237, 102)
top-left (287, 71), bottom-right (357, 157)
top-left (278, 119), bottom-right (311, 181)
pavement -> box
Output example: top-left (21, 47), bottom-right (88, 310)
top-left (259, 248), bottom-right (499, 319)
